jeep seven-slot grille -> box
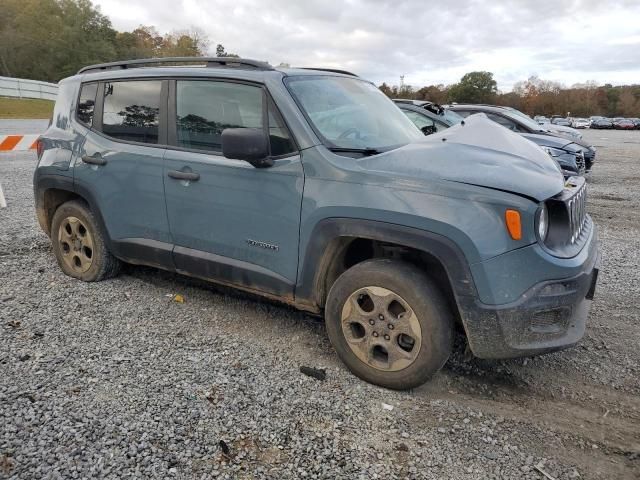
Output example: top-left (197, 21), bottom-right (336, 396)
top-left (568, 183), bottom-right (587, 244)
top-left (575, 152), bottom-right (586, 174)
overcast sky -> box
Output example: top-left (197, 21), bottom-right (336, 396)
top-left (92, 0), bottom-right (640, 91)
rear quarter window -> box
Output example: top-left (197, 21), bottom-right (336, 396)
top-left (77, 83), bottom-right (98, 127)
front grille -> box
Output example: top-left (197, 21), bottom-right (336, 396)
top-left (575, 152), bottom-right (586, 174)
top-left (567, 183), bottom-right (587, 244)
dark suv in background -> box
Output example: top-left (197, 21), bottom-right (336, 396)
top-left (401, 101), bottom-right (587, 177)
top-left (392, 99), bottom-right (464, 134)
top-left (448, 104), bottom-right (596, 173)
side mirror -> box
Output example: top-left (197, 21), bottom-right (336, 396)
top-left (221, 128), bottom-right (273, 168)
top-left (420, 125), bottom-right (437, 136)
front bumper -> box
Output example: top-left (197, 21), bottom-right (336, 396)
top-left (460, 228), bottom-right (600, 359)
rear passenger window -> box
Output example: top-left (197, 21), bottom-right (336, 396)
top-left (102, 81), bottom-right (162, 144)
top-left (77, 83), bottom-right (98, 126)
top-left (486, 113), bottom-right (519, 131)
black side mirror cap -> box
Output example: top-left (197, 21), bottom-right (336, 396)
top-left (221, 128), bottom-right (273, 168)
top-left (421, 125), bottom-right (437, 136)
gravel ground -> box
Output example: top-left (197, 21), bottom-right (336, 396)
top-left (1, 124), bottom-right (639, 479)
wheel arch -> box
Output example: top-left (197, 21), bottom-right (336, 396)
top-left (295, 218), bottom-right (479, 316)
top-left (34, 175), bottom-right (109, 247)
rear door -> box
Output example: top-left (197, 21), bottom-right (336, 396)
top-left (74, 79), bottom-right (173, 267)
top-left (163, 79), bottom-right (303, 297)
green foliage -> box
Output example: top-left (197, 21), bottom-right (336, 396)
top-left (380, 72), bottom-right (640, 116)
top-left (0, 0), bottom-right (117, 81)
top-left (0, 0), bottom-right (214, 82)
top-left (447, 71), bottom-right (497, 104)
top-left (215, 44), bottom-right (239, 58)
top-left (378, 82), bottom-right (417, 99)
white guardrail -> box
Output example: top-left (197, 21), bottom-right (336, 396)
top-left (0, 76), bottom-right (58, 101)
top-left (0, 76), bottom-right (56, 208)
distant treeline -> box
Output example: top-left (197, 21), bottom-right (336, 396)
top-left (380, 72), bottom-right (640, 117)
top-left (0, 0), bottom-right (235, 83)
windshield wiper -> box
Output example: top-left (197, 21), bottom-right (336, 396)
top-left (327, 147), bottom-right (381, 156)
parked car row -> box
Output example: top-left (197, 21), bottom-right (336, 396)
top-left (589, 116), bottom-right (640, 129)
top-left (534, 115), bottom-right (640, 130)
top-left (397, 100), bottom-right (595, 176)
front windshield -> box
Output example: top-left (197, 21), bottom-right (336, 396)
top-left (285, 76), bottom-right (423, 151)
top-left (441, 108), bottom-right (464, 125)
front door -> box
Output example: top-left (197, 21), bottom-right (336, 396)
top-left (163, 79), bottom-right (303, 297)
top-left (74, 79), bottom-right (173, 267)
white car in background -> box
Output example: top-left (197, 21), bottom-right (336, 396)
top-left (572, 118), bottom-right (590, 129)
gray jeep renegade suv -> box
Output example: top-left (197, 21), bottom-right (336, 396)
top-left (34, 57), bottom-right (599, 390)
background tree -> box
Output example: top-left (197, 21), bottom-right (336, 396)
top-left (0, 0), bottom-right (117, 81)
top-left (379, 72), bottom-right (639, 117)
top-left (415, 85), bottom-right (449, 104)
top-left (215, 44), bottom-right (239, 58)
top-left (378, 82), bottom-right (394, 97)
top-left (0, 0), bottom-right (213, 82)
top-left (447, 71), bottom-right (497, 104)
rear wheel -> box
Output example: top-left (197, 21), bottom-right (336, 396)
top-left (51, 200), bottom-right (120, 281)
top-left (325, 259), bottom-right (453, 390)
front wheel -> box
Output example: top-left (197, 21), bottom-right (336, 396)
top-left (325, 259), bottom-right (453, 390)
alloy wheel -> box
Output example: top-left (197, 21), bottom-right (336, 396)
top-left (340, 286), bottom-right (422, 371)
top-left (57, 216), bottom-right (94, 274)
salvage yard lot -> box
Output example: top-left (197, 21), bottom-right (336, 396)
top-left (0, 124), bottom-right (638, 479)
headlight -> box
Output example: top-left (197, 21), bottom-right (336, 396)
top-left (536, 204), bottom-right (549, 241)
top-left (543, 147), bottom-right (566, 157)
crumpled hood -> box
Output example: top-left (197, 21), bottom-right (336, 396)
top-left (361, 114), bottom-right (565, 202)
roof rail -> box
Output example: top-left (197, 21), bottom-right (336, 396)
top-left (299, 67), bottom-right (358, 77)
top-left (78, 57), bottom-right (274, 74)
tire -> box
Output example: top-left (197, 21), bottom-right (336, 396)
top-left (50, 200), bottom-right (121, 282)
top-left (325, 259), bottom-right (453, 390)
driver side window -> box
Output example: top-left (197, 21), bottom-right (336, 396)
top-left (487, 113), bottom-right (520, 132)
top-left (176, 80), bottom-right (263, 152)
top-left (402, 110), bottom-right (435, 130)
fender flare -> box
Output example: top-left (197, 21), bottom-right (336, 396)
top-left (34, 174), bottom-right (112, 251)
top-left (294, 218), bottom-right (479, 310)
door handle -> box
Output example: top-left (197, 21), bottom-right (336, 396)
top-left (81, 154), bottom-right (107, 166)
top-left (167, 170), bottom-right (200, 181)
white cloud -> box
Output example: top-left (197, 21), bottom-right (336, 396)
top-left (92, 0), bottom-right (640, 91)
